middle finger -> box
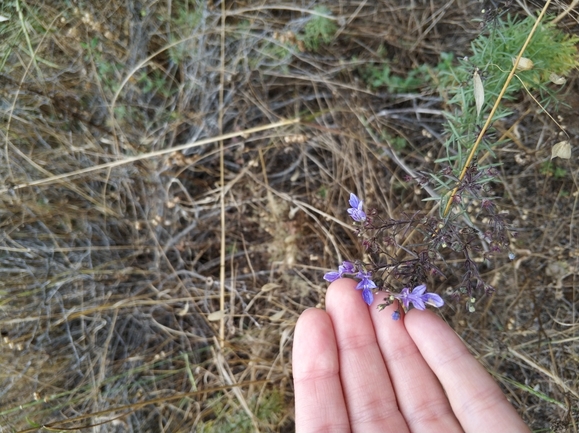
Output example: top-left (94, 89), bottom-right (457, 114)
top-left (369, 298), bottom-right (463, 432)
top-left (326, 279), bottom-right (409, 433)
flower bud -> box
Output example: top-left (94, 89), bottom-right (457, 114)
top-left (513, 57), bottom-right (533, 71)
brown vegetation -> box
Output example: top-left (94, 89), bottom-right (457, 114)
top-left (0, 1), bottom-right (578, 431)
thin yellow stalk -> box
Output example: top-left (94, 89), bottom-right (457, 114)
top-left (442, 0), bottom-right (552, 218)
top-left (219, 0), bottom-right (227, 349)
top-left (1, 118), bottom-right (300, 194)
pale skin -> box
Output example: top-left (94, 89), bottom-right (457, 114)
top-left (293, 278), bottom-right (531, 433)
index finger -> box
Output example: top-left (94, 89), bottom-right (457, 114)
top-left (404, 309), bottom-right (530, 433)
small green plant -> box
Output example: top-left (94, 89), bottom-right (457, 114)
top-left (163, 3), bottom-right (203, 65)
top-left (247, 39), bottom-right (293, 72)
top-left (436, 14), bottom-right (579, 177)
top-left (137, 69), bottom-right (176, 98)
top-left (81, 37), bottom-right (123, 93)
top-left (380, 130), bottom-right (407, 151)
top-left (229, 19), bottom-right (294, 73)
top-left (357, 49), bottom-right (455, 92)
top-left (361, 62), bottom-right (431, 92)
top-left (539, 161), bottom-right (567, 179)
top-left (300, 6), bottom-right (337, 51)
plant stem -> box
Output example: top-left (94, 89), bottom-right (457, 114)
top-left (442, 0), bottom-right (553, 218)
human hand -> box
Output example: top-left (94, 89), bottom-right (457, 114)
top-left (292, 278), bottom-right (530, 433)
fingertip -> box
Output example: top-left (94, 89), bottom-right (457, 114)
top-left (293, 307), bottom-right (338, 378)
top-left (403, 306), bottom-right (441, 328)
top-left (325, 278), bottom-right (363, 312)
top-left (404, 308), bottom-right (465, 358)
top-left (294, 307), bottom-right (331, 343)
top-left (327, 277), bottom-right (358, 296)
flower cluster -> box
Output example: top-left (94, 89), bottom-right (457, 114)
top-left (324, 258), bottom-right (443, 315)
top-left (323, 194), bottom-right (445, 318)
top-left (323, 261), bottom-right (376, 306)
top-left (319, 13), bottom-right (565, 318)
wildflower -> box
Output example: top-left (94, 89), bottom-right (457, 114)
top-left (323, 270), bottom-right (340, 283)
top-left (355, 270), bottom-right (376, 306)
top-left (393, 284), bottom-right (444, 311)
top-left (391, 310), bottom-right (401, 321)
top-left (347, 193), bottom-right (366, 222)
top-left (323, 261), bottom-right (355, 282)
top-left (481, 199), bottom-right (495, 212)
top-left (341, 261), bottom-right (355, 274)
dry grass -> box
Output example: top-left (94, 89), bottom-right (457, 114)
top-left (0, 0), bottom-right (578, 432)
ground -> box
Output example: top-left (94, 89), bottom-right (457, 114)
top-left (0, 1), bottom-right (578, 432)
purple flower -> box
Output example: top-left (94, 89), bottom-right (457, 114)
top-left (323, 261), bottom-right (356, 282)
top-left (393, 284), bottom-right (444, 311)
top-left (355, 270), bottom-right (376, 306)
top-left (341, 261), bottom-right (355, 274)
top-left (323, 262), bottom-right (376, 306)
top-left (323, 270), bottom-right (341, 283)
top-left (422, 292), bottom-right (445, 308)
top-left (347, 193), bottom-right (367, 222)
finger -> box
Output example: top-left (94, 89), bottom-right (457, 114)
top-left (293, 308), bottom-right (350, 433)
top-left (405, 309), bottom-right (530, 433)
top-left (326, 279), bottom-right (409, 433)
top-left (369, 301), bottom-right (463, 433)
